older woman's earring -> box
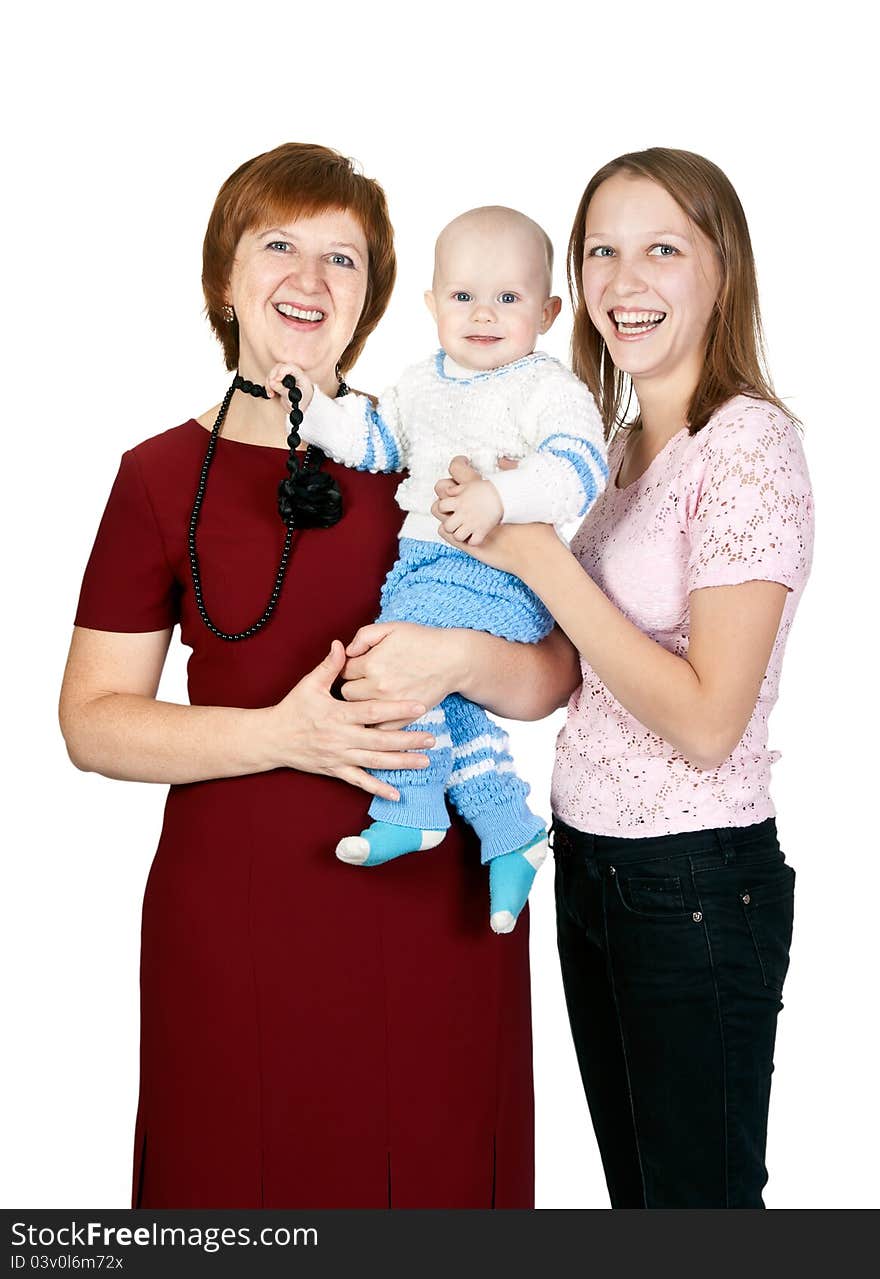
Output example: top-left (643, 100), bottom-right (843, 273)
top-left (335, 362), bottom-right (350, 397)
top-left (222, 305), bottom-right (235, 323)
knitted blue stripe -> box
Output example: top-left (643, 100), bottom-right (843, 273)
top-left (539, 435), bottom-right (609, 516)
top-left (539, 433), bottom-right (609, 480)
top-left (357, 416), bottom-right (376, 472)
top-left (369, 405), bottom-right (400, 471)
top-left (545, 447), bottom-right (599, 516)
top-left (432, 348), bottom-right (551, 386)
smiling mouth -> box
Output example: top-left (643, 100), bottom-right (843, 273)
top-left (610, 309), bottom-right (666, 336)
top-left (274, 303), bottom-right (325, 324)
top-left (465, 335), bottom-right (502, 343)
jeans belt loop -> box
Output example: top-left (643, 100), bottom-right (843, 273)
top-left (715, 826), bottom-right (736, 865)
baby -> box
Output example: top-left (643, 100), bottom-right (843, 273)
top-left (269, 206), bottom-right (607, 932)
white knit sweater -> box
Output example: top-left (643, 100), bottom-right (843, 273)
top-left (302, 349), bottom-right (608, 544)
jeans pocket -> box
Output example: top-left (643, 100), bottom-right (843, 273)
top-left (614, 871), bottom-right (689, 918)
top-left (740, 864), bottom-right (795, 994)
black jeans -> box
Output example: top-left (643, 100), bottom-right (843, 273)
top-left (553, 815), bottom-right (795, 1209)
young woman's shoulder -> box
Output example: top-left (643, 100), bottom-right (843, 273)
top-left (700, 393), bottom-right (803, 451)
top-left (681, 393), bottom-right (814, 592)
top-left (689, 393), bottom-right (811, 489)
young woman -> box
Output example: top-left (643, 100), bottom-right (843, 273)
top-left (433, 148), bottom-right (814, 1208)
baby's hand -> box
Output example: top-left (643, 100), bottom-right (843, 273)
top-left (435, 473), bottom-right (504, 546)
top-left (267, 362), bottom-right (314, 413)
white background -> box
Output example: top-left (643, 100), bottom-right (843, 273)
top-left (2, 0), bottom-right (876, 1210)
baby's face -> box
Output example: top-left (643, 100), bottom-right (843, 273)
top-left (427, 220), bottom-right (557, 371)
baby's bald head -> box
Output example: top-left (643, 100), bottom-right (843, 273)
top-left (425, 205), bottom-right (561, 371)
top-left (433, 206), bottom-right (554, 295)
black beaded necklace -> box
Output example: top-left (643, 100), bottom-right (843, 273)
top-left (188, 371), bottom-right (347, 641)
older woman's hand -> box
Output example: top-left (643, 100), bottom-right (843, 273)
top-left (340, 621), bottom-right (467, 721)
top-left (432, 456), bottom-right (561, 580)
top-left (263, 640), bottom-right (435, 801)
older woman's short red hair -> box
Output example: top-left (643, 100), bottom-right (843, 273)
top-left (203, 142), bottom-right (397, 373)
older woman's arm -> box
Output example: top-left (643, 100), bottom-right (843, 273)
top-left (60, 627), bottom-right (436, 797)
top-left (340, 620), bottom-right (581, 721)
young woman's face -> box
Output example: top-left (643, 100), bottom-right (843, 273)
top-left (581, 173), bottom-right (721, 391)
top-left (226, 207), bottom-right (369, 387)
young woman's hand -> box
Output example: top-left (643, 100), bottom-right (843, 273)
top-left (262, 640), bottom-right (435, 801)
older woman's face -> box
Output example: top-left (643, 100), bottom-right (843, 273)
top-left (227, 207), bottom-right (369, 387)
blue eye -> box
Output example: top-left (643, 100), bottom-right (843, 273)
top-left (329, 253), bottom-right (355, 268)
top-left (648, 244), bottom-right (679, 257)
top-left (587, 245), bottom-right (614, 258)
top-left (499, 292), bottom-right (518, 304)
top-left (267, 240), bottom-right (291, 252)
top-left (453, 291), bottom-right (472, 302)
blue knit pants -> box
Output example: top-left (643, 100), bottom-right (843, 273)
top-left (367, 538), bottom-right (554, 864)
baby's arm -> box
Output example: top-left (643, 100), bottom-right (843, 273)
top-left (489, 374), bottom-right (608, 526)
top-left (436, 372), bottom-right (607, 545)
top-left (267, 363), bottom-right (408, 473)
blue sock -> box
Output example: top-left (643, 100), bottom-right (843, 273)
top-left (336, 821), bottom-right (446, 867)
top-left (488, 831), bottom-right (548, 933)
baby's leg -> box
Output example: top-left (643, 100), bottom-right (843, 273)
top-left (335, 706), bottom-right (452, 866)
top-left (444, 694), bottom-right (548, 932)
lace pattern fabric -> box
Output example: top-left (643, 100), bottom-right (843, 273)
top-left (551, 395), bottom-right (815, 837)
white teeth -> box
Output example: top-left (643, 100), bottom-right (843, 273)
top-left (612, 309), bottom-right (665, 324)
top-left (276, 303), bottom-right (324, 322)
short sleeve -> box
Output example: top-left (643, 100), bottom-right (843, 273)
top-left (74, 449), bottom-right (180, 631)
top-left (685, 400), bottom-right (814, 594)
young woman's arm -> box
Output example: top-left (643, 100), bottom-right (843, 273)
top-left (340, 621), bottom-right (581, 722)
top-left (432, 463), bottom-right (788, 771)
top-left (499, 527), bottom-right (785, 768)
top-left (59, 627), bottom-right (435, 798)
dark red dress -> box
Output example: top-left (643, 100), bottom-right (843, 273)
top-left (74, 420), bottom-right (534, 1209)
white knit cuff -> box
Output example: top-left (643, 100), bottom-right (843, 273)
top-left (491, 465), bottom-right (556, 524)
top-left (300, 386), bottom-right (369, 465)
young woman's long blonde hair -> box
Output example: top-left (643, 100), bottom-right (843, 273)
top-left (567, 148), bottom-right (797, 439)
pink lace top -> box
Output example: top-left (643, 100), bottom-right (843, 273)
top-left (551, 395), bottom-right (815, 837)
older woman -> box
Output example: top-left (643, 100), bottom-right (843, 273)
top-left (59, 143), bottom-right (577, 1209)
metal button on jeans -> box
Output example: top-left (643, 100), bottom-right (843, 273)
top-left (742, 893), bottom-right (751, 904)
top-left (692, 911), bottom-right (703, 922)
